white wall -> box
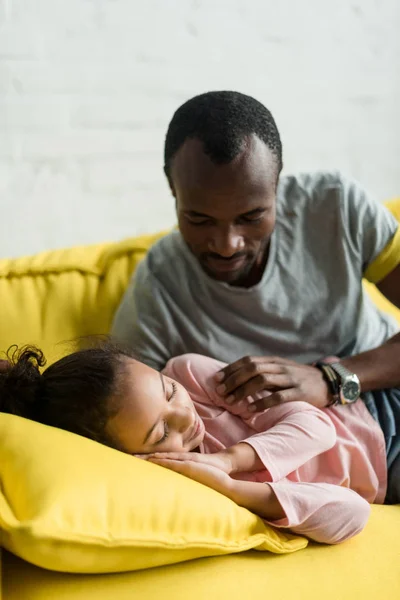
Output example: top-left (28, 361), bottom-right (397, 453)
top-left (1, 0), bottom-right (399, 258)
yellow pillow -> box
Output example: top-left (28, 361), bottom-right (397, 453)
top-left (0, 413), bottom-right (307, 574)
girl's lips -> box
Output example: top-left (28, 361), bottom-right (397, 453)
top-left (188, 416), bottom-right (202, 442)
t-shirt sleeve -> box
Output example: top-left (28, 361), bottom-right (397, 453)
top-left (162, 354), bottom-right (227, 406)
top-left (340, 175), bottom-right (400, 282)
top-left (111, 259), bottom-right (173, 370)
top-left (266, 481), bottom-right (370, 544)
top-left (163, 354), bottom-right (268, 415)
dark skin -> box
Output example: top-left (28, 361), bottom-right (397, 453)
top-left (169, 134), bottom-right (400, 411)
top-left (170, 136), bottom-right (277, 287)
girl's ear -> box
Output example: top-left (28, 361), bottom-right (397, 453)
top-left (0, 359), bottom-right (10, 373)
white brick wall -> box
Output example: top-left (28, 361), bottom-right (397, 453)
top-left (1, 0), bottom-right (399, 258)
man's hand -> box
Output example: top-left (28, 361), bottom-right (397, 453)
top-left (216, 356), bottom-right (331, 411)
top-left (146, 451), bottom-right (234, 474)
top-left (148, 455), bottom-right (234, 497)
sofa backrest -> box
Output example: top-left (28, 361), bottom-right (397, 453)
top-left (1, 199), bottom-right (399, 365)
top-left (0, 232), bottom-right (164, 363)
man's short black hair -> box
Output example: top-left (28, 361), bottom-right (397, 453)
top-left (164, 90), bottom-right (282, 180)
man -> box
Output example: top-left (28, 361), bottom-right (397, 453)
top-left (112, 91), bottom-right (400, 500)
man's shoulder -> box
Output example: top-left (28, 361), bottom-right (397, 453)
top-left (137, 230), bottom-right (187, 280)
top-left (279, 170), bottom-right (347, 203)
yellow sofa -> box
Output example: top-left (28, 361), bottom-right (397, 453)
top-left (1, 204), bottom-right (400, 599)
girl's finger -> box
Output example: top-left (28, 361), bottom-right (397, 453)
top-left (148, 452), bottom-right (193, 461)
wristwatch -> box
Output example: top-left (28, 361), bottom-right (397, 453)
top-left (328, 362), bottom-right (361, 405)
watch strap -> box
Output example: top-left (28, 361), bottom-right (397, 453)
top-left (329, 362), bottom-right (354, 380)
top-left (315, 362), bottom-right (340, 406)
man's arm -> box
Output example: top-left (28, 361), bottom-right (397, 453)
top-left (377, 260), bottom-right (400, 308)
top-left (216, 257), bottom-right (400, 407)
top-left (340, 261), bottom-right (400, 391)
top-left (216, 189), bottom-right (400, 408)
top-left (216, 333), bottom-right (400, 411)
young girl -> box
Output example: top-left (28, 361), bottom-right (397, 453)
top-left (0, 342), bottom-right (393, 545)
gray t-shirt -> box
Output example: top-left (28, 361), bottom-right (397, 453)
top-left (112, 171), bottom-right (399, 370)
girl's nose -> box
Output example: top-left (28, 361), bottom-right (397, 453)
top-left (169, 406), bottom-right (193, 433)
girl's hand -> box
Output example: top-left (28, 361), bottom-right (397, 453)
top-left (149, 456), bottom-right (285, 522)
top-left (149, 456), bottom-right (234, 497)
top-left (146, 451), bottom-right (234, 474)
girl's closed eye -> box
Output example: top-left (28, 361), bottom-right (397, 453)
top-left (157, 422), bottom-right (170, 445)
top-left (169, 382), bottom-right (178, 401)
top-left (153, 382), bottom-right (177, 446)
top-left (154, 383), bottom-right (177, 445)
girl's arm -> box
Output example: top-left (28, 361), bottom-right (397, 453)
top-left (231, 479), bottom-right (370, 544)
top-left (163, 354), bottom-right (337, 478)
top-left (152, 456), bottom-right (370, 545)
top-left (155, 405), bottom-right (337, 479)
top-left (149, 404), bottom-right (337, 478)
top-left (218, 402), bottom-right (337, 478)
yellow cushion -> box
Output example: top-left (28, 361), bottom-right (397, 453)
top-left (0, 413), bottom-right (306, 574)
top-left (3, 506), bottom-right (400, 600)
top-left (0, 232), bottom-right (165, 364)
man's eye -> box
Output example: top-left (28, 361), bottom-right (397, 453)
top-left (240, 213), bottom-right (265, 224)
top-left (242, 217), bottom-right (262, 224)
top-left (187, 217), bottom-right (211, 226)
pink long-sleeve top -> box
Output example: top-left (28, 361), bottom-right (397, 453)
top-left (163, 354), bottom-right (388, 544)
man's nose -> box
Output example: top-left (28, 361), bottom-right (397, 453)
top-left (209, 228), bottom-right (244, 257)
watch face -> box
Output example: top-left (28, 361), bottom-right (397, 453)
top-left (342, 381), bottom-right (360, 402)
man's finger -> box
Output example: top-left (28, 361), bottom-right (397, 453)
top-left (217, 355), bottom-right (298, 382)
top-left (217, 356), bottom-right (270, 381)
top-left (248, 388), bottom-right (297, 412)
top-left (215, 357), bottom-right (249, 382)
top-left (223, 373), bottom-right (293, 404)
top-left (220, 364), bottom-right (287, 398)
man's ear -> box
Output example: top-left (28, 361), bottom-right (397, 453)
top-left (164, 168), bottom-right (176, 198)
top-left (169, 179), bottom-right (176, 198)
top-left (274, 164), bottom-right (283, 192)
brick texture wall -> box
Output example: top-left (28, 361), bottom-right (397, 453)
top-left (1, 0), bottom-right (399, 257)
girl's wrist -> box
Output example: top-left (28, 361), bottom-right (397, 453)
top-left (221, 443), bottom-right (264, 474)
top-left (229, 480), bottom-right (285, 521)
top-left (212, 450), bottom-right (236, 474)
